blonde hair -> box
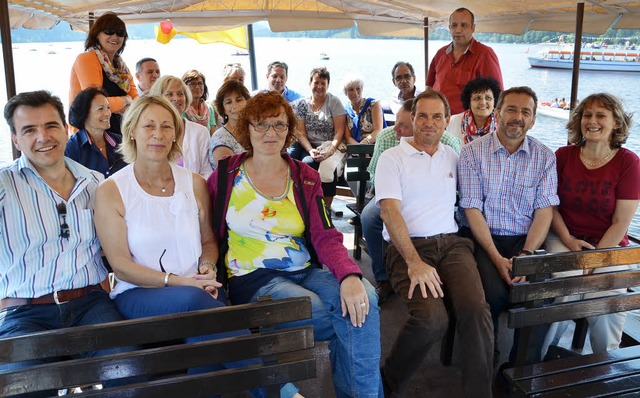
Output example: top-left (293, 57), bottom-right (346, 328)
top-left (118, 96), bottom-right (184, 163)
top-left (222, 63), bottom-right (246, 81)
top-left (148, 75), bottom-right (193, 107)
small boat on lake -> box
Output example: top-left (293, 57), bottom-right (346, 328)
top-left (231, 50), bottom-right (249, 56)
top-left (320, 52), bottom-right (330, 60)
top-left (528, 49), bottom-right (640, 72)
top-left (538, 104), bottom-right (570, 120)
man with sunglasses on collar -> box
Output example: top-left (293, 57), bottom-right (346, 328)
top-left (0, 91), bottom-right (124, 369)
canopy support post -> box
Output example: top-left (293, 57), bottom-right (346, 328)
top-left (0, 0), bottom-right (19, 159)
top-left (570, 2), bottom-right (584, 113)
top-left (423, 17), bottom-right (429, 86)
top-left (247, 24), bottom-right (257, 91)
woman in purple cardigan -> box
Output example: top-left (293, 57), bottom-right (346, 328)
top-left (207, 92), bottom-right (382, 398)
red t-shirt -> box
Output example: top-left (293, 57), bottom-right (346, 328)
top-left (556, 145), bottom-right (640, 246)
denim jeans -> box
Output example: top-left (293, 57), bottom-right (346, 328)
top-left (361, 198), bottom-right (388, 282)
top-left (382, 235), bottom-right (493, 398)
top-left (0, 290), bottom-right (128, 396)
top-left (251, 267), bottom-right (383, 398)
top-left (114, 286), bottom-right (298, 398)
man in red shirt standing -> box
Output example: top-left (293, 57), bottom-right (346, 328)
top-left (426, 8), bottom-right (504, 115)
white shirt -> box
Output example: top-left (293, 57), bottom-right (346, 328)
top-left (182, 119), bottom-right (214, 179)
top-left (375, 137), bottom-right (459, 241)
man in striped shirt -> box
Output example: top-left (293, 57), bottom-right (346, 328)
top-left (0, 91), bottom-right (124, 368)
top-left (457, 86), bottom-right (559, 365)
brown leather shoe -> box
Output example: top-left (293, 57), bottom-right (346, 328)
top-left (376, 280), bottom-right (393, 304)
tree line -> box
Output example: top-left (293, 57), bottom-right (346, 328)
top-left (10, 21), bottom-right (640, 47)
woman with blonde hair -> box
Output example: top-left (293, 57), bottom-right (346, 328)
top-left (149, 75), bottom-right (213, 179)
top-left (95, 95), bottom-right (301, 398)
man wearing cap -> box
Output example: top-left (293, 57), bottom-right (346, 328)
top-left (0, 91), bottom-right (123, 365)
top-left (377, 90), bottom-right (492, 397)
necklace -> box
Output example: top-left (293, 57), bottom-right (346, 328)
top-left (161, 186), bottom-right (167, 193)
top-left (580, 147), bottom-right (614, 168)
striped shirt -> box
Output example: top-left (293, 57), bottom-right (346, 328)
top-left (0, 155), bottom-right (107, 299)
top-left (368, 127), bottom-right (461, 182)
top-left (457, 132), bottom-right (559, 236)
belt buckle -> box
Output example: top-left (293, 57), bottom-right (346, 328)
top-left (53, 290), bottom-right (69, 305)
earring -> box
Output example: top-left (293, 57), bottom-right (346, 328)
top-left (131, 136), bottom-right (135, 140)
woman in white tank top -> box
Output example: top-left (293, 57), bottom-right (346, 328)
top-left (94, 96), bottom-right (301, 398)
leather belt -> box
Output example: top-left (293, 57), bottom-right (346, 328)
top-left (0, 285), bottom-right (103, 311)
top-left (411, 233), bottom-right (457, 240)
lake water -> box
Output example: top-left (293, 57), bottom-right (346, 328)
top-left (0, 37), bottom-right (639, 235)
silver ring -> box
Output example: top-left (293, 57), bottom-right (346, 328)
top-left (360, 302), bottom-right (366, 307)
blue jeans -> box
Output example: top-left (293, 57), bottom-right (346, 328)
top-left (0, 290), bottom-right (129, 395)
top-left (361, 198), bottom-right (387, 282)
top-left (114, 286), bottom-right (298, 398)
top-left (251, 267), bottom-right (383, 398)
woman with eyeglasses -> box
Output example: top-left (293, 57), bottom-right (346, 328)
top-left (66, 87), bottom-right (127, 179)
top-left (70, 12), bottom-right (137, 135)
top-left (149, 75), bottom-right (213, 179)
top-left (208, 80), bottom-right (251, 170)
top-left (94, 95), bottom-right (302, 398)
top-left (446, 77), bottom-right (501, 145)
top-left (182, 70), bottom-right (218, 135)
top-left (208, 92), bottom-right (382, 397)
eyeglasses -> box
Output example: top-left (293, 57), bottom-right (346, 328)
top-left (187, 82), bottom-right (204, 87)
top-left (159, 249), bottom-right (167, 273)
top-left (103, 29), bottom-right (127, 38)
top-left (394, 74), bottom-right (414, 83)
top-left (250, 122), bottom-right (289, 133)
top-left (471, 95), bottom-right (494, 102)
top-left (56, 202), bottom-right (70, 239)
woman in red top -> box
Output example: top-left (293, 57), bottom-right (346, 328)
top-left (544, 93), bottom-right (640, 354)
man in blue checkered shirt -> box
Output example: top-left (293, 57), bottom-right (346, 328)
top-left (457, 86), bottom-right (560, 366)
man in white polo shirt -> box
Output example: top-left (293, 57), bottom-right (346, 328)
top-left (376, 90), bottom-right (492, 397)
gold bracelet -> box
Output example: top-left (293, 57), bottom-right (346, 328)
top-left (199, 261), bottom-right (217, 274)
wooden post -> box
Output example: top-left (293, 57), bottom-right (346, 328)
top-left (0, 0), bottom-right (19, 160)
top-left (423, 17), bottom-right (429, 86)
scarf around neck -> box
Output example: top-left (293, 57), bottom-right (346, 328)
top-left (184, 99), bottom-right (211, 128)
top-left (460, 109), bottom-right (495, 144)
top-left (92, 47), bottom-right (131, 93)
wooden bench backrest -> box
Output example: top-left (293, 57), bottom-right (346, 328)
top-left (509, 247), bottom-right (640, 329)
top-left (345, 144), bottom-right (374, 207)
top-left (0, 297), bottom-right (314, 397)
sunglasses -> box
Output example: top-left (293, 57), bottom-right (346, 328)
top-left (56, 202), bottom-right (70, 239)
top-left (103, 29), bottom-right (127, 38)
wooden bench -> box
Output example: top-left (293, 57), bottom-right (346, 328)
top-left (503, 246), bottom-right (640, 397)
top-left (0, 297), bottom-right (316, 397)
top-left (344, 144), bottom-right (375, 260)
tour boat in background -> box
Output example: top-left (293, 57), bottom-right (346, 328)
top-left (528, 48), bottom-right (640, 72)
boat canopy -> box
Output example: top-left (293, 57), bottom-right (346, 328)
top-left (6, 0), bottom-right (640, 37)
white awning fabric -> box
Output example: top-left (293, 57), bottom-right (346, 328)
top-left (8, 0), bottom-right (640, 36)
